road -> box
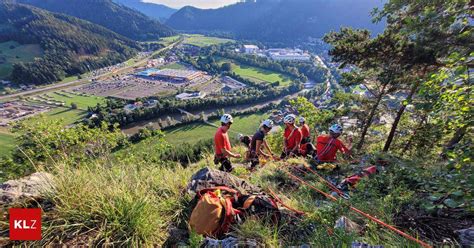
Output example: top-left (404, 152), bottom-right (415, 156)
top-left (0, 37), bottom-right (182, 101)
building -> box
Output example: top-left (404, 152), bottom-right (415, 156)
top-left (175, 91), bottom-right (206, 100)
top-left (136, 69), bottom-right (203, 82)
top-left (266, 48), bottom-right (311, 62)
top-left (243, 45), bottom-right (259, 54)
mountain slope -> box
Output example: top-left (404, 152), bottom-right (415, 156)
top-left (167, 0), bottom-right (385, 42)
top-left (18, 0), bottom-right (175, 41)
top-left (0, 2), bottom-right (140, 84)
top-left (113, 0), bottom-right (176, 21)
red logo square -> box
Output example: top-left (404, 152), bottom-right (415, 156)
top-left (9, 208), bottom-right (42, 240)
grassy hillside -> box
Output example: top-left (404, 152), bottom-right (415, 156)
top-left (19, 0), bottom-right (175, 41)
top-left (0, 2), bottom-right (140, 85)
top-left (0, 41), bottom-right (43, 79)
top-left (0, 130), bottom-right (15, 157)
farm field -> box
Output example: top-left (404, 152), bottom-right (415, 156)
top-left (164, 112), bottom-right (268, 145)
top-left (22, 107), bottom-right (86, 126)
top-left (44, 92), bottom-right (106, 110)
top-left (217, 58), bottom-right (293, 87)
top-left (160, 62), bottom-right (187, 70)
top-left (157, 35), bottom-right (181, 46)
top-left (0, 41), bottom-right (43, 79)
top-left (183, 34), bottom-right (234, 47)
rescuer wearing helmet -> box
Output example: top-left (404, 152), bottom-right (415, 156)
top-left (299, 117), bottom-right (311, 144)
top-left (315, 124), bottom-right (352, 162)
top-left (249, 119), bottom-right (278, 169)
top-left (298, 116), bottom-right (316, 157)
top-left (214, 114), bottom-right (241, 172)
top-left (281, 114), bottom-right (303, 159)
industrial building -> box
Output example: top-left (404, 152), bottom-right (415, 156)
top-left (175, 91), bottom-right (206, 100)
top-left (266, 48), bottom-right (311, 62)
top-left (243, 45), bottom-right (259, 54)
top-left (136, 69), bottom-right (204, 82)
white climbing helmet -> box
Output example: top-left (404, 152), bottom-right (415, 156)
top-left (329, 124), bottom-right (343, 134)
top-left (261, 119), bottom-right (274, 129)
top-left (299, 117), bottom-right (305, 123)
top-left (283, 114), bottom-right (296, 124)
top-left (220, 114), bottom-right (233, 124)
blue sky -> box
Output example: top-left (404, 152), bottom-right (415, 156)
top-left (143, 0), bottom-right (239, 9)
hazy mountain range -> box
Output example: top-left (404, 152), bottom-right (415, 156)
top-left (113, 0), bottom-right (177, 21)
top-left (166, 0), bottom-right (385, 42)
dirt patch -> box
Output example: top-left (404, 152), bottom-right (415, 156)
top-left (395, 208), bottom-right (474, 245)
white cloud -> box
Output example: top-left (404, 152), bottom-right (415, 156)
top-left (143, 0), bottom-right (239, 9)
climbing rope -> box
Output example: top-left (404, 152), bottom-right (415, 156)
top-left (282, 168), bottom-right (432, 248)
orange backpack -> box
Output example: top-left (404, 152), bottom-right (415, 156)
top-left (189, 186), bottom-right (242, 236)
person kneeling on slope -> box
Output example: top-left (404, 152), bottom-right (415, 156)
top-left (315, 124), bottom-right (352, 163)
top-left (281, 114), bottom-right (303, 159)
top-left (214, 114), bottom-right (241, 172)
top-left (249, 119), bottom-right (278, 169)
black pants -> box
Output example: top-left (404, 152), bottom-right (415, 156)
top-left (280, 150), bottom-right (300, 159)
top-left (214, 156), bottom-right (233, 172)
top-left (249, 151), bottom-right (259, 168)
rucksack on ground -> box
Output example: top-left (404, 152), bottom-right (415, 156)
top-left (189, 186), bottom-right (242, 236)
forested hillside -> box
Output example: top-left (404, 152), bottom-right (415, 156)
top-left (166, 0), bottom-right (385, 42)
top-left (18, 0), bottom-right (175, 41)
top-left (0, 2), bottom-right (140, 85)
top-left (113, 0), bottom-right (177, 21)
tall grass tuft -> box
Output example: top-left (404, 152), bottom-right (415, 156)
top-left (38, 160), bottom-right (197, 246)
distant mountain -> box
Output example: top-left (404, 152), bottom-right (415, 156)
top-left (113, 0), bottom-right (176, 22)
top-left (18, 0), bottom-right (175, 41)
top-left (167, 0), bottom-right (385, 42)
top-left (0, 2), bottom-right (140, 84)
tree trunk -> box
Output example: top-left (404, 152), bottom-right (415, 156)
top-left (356, 83), bottom-right (387, 151)
top-left (383, 81), bottom-right (421, 152)
top-left (439, 126), bottom-right (468, 159)
top-left (401, 114), bottom-right (427, 154)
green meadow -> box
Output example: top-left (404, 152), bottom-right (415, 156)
top-left (0, 41), bottom-right (43, 78)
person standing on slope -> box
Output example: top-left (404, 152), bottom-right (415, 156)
top-left (316, 124), bottom-right (352, 163)
top-left (281, 114), bottom-right (302, 159)
top-left (249, 119), bottom-right (278, 169)
top-left (214, 114), bottom-right (241, 172)
top-left (299, 117), bottom-right (315, 157)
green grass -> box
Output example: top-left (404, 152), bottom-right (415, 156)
top-left (158, 35), bottom-right (181, 46)
top-left (217, 58), bottom-right (293, 86)
top-left (45, 92), bottom-right (106, 110)
top-left (22, 107), bottom-right (86, 126)
top-left (164, 113), bottom-right (267, 145)
top-left (0, 41), bottom-right (43, 79)
top-left (183, 34), bottom-right (234, 47)
top-left (0, 131), bottom-right (15, 157)
top-left (160, 62), bottom-right (187, 70)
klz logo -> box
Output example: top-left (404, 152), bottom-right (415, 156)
top-left (9, 208), bottom-right (42, 240)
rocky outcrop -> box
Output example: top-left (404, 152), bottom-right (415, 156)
top-left (0, 172), bottom-right (54, 205)
top-left (187, 167), bottom-right (261, 195)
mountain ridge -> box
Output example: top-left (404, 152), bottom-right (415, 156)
top-left (113, 0), bottom-right (177, 22)
top-left (0, 1), bottom-right (140, 84)
top-left (17, 0), bottom-right (175, 41)
top-left (167, 0), bottom-right (385, 42)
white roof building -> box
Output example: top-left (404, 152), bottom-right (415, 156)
top-left (176, 91), bottom-right (206, 100)
top-left (243, 45), bottom-right (259, 54)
